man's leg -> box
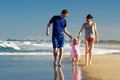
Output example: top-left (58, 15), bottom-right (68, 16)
top-left (58, 47), bottom-right (63, 67)
top-left (58, 34), bottom-right (64, 67)
top-left (53, 48), bottom-right (58, 66)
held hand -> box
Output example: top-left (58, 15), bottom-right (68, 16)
top-left (69, 34), bottom-right (73, 39)
top-left (78, 35), bottom-right (80, 39)
top-left (69, 36), bottom-right (72, 42)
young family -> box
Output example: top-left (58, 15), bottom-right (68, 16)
top-left (46, 9), bottom-right (98, 66)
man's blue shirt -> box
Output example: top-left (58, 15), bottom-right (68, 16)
top-left (49, 15), bottom-right (67, 36)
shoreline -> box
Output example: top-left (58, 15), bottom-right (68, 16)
top-left (0, 54), bottom-right (120, 80)
top-left (0, 55), bottom-right (86, 80)
top-left (80, 54), bottom-right (120, 80)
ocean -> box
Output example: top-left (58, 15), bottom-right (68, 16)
top-left (0, 40), bottom-right (120, 55)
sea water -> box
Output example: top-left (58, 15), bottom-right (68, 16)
top-left (0, 40), bottom-right (120, 55)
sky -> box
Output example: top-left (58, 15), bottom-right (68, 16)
top-left (0, 0), bottom-right (120, 40)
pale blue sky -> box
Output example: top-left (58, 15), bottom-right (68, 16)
top-left (0, 0), bottom-right (120, 40)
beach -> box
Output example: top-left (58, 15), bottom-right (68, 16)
top-left (0, 40), bottom-right (120, 80)
top-left (0, 55), bottom-right (85, 80)
top-left (80, 54), bottom-right (120, 80)
top-left (0, 55), bottom-right (120, 80)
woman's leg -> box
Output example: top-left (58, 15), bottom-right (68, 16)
top-left (88, 40), bottom-right (94, 65)
top-left (85, 40), bottom-right (89, 65)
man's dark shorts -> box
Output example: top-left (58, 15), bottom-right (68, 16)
top-left (52, 34), bottom-right (64, 48)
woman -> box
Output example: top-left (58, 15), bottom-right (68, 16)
top-left (78, 14), bottom-right (98, 66)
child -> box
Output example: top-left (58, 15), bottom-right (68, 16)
top-left (70, 36), bottom-right (81, 65)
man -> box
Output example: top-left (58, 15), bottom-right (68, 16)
top-left (46, 9), bottom-right (72, 67)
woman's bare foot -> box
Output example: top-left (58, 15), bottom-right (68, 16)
top-left (88, 63), bottom-right (92, 65)
top-left (85, 63), bottom-right (89, 66)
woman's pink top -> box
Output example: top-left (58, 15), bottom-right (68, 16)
top-left (70, 39), bottom-right (80, 58)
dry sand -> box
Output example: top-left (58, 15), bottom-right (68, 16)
top-left (80, 54), bottom-right (120, 80)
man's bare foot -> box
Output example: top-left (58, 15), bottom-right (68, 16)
top-left (53, 65), bottom-right (57, 70)
top-left (54, 61), bottom-right (57, 66)
top-left (58, 62), bottom-right (62, 67)
top-left (58, 62), bottom-right (64, 67)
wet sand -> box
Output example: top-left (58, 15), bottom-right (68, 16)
top-left (80, 54), bottom-right (120, 80)
top-left (0, 55), bottom-right (85, 80)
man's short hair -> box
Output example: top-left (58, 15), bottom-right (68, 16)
top-left (61, 9), bottom-right (69, 14)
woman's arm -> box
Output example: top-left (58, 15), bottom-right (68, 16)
top-left (94, 23), bottom-right (98, 43)
top-left (78, 25), bottom-right (84, 38)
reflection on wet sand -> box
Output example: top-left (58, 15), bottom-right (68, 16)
top-left (53, 65), bottom-right (83, 80)
top-left (71, 65), bottom-right (82, 80)
top-left (54, 66), bottom-right (64, 80)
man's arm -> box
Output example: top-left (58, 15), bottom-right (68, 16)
top-left (46, 23), bottom-right (51, 36)
top-left (63, 27), bottom-right (72, 39)
top-left (46, 16), bottom-right (55, 36)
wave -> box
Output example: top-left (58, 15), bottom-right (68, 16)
top-left (0, 52), bottom-right (53, 55)
top-left (0, 41), bottom-right (120, 55)
top-left (6, 39), bottom-right (120, 45)
top-left (0, 50), bottom-right (119, 55)
top-left (0, 41), bottom-right (20, 51)
top-left (99, 40), bottom-right (120, 44)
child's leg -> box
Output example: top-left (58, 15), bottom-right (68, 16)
top-left (76, 58), bottom-right (79, 65)
top-left (72, 58), bottom-right (75, 65)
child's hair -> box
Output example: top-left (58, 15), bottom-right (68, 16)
top-left (73, 38), bottom-right (76, 41)
top-left (86, 14), bottom-right (93, 19)
top-left (73, 38), bottom-right (78, 44)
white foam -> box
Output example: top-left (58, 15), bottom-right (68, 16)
top-left (0, 41), bottom-right (20, 50)
top-left (0, 52), bottom-right (52, 55)
top-left (23, 41), bottom-right (31, 45)
top-left (0, 41), bottom-right (120, 55)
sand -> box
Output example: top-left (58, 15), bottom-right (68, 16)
top-left (80, 54), bottom-right (120, 80)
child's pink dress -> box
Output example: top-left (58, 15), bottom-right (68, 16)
top-left (70, 40), bottom-right (80, 58)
